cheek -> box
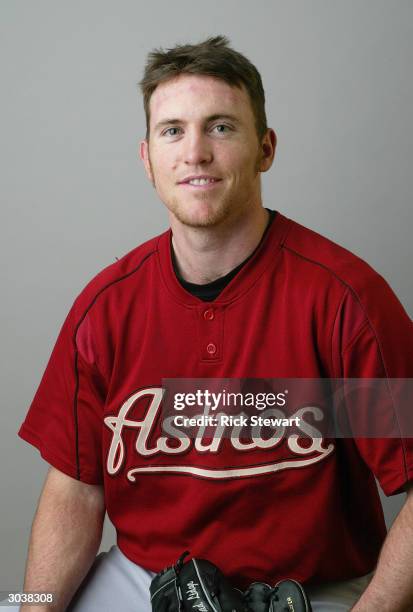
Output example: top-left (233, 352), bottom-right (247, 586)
top-left (222, 147), bottom-right (258, 178)
top-left (150, 150), bottom-right (175, 181)
top-left (150, 148), bottom-right (178, 179)
top-left (220, 137), bottom-right (257, 164)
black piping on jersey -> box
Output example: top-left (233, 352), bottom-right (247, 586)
top-left (281, 243), bottom-right (409, 482)
top-left (72, 250), bottom-right (157, 481)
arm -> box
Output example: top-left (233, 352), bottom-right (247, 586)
top-left (351, 482), bottom-right (413, 612)
top-left (20, 466), bottom-right (105, 612)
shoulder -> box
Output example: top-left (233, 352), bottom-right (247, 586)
top-left (71, 229), bottom-right (167, 317)
top-left (276, 214), bottom-right (388, 302)
top-left (281, 215), bottom-right (383, 297)
top-left (280, 215), bottom-right (412, 362)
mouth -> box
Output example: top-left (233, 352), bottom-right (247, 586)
top-left (178, 176), bottom-right (222, 189)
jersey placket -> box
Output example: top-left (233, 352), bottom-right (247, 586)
top-left (197, 304), bottom-right (224, 362)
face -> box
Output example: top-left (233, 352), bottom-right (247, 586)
top-left (140, 74), bottom-right (276, 229)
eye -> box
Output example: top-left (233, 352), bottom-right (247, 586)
top-left (212, 124), bottom-right (232, 134)
top-left (162, 127), bottom-right (182, 137)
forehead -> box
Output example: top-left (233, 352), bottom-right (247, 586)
top-left (149, 74), bottom-right (254, 126)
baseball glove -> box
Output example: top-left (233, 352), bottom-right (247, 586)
top-left (150, 551), bottom-right (248, 612)
top-left (244, 579), bottom-right (313, 612)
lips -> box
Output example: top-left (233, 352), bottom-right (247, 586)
top-left (178, 175), bottom-right (221, 186)
top-left (178, 178), bottom-right (222, 190)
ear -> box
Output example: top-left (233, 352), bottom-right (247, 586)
top-left (258, 128), bottom-right (277, 173)
top-left (139, 139), bottom-right (154, 184)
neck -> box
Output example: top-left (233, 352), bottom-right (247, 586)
top-left (170, 205), bottom-right (270, 284)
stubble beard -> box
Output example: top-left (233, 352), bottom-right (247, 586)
top-left (167, 191), bottom-right (238, 229)
top-left (148, 151), bottom-right (263, 229)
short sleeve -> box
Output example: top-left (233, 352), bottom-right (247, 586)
top-left (18, 297), bottom-right (106, 484)
top-left (332, 281), bottom-right (413, 496)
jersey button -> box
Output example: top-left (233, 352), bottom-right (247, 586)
top-left (206, 342), bottom-right (217, 355)
top-left (203, 308), bottom-right (215, 321)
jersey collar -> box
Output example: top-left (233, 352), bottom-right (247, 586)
top-left (156, 211), bottom-right (292, 307)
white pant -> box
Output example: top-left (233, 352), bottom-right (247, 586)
top-left (18, 545), bottom-right (374, 611)
top-left (67, 546), bottom-right (155, 612)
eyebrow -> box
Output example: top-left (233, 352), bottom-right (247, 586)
top-left (153, 114), bottom-right (241, 132)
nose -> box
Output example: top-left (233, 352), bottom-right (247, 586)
top-left (182, 129), bottom-right (213, 165)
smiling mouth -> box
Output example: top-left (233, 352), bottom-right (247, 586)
top-left (180, 178), bottom-right (222, 188)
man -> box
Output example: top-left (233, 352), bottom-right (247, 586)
top-left (18, 36), bottom-right (413, 611)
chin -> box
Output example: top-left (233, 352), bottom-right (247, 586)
top-left (168, 199), bottom-right (234, 229)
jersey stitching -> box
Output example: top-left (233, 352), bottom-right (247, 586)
top-left (72, 249), bottom-right (157, 481)
top-left (342, 320), bottom-right (371, 357)
top-left (331, 287), bottom-right (349, 378)
top-left (283, 244), bottom-right (409, 484)
top-left (283, 245), bottom-right (386, 372)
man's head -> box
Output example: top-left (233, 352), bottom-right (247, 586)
top-left (139, 36), bottom-right (276, 229)
top-left (140, 35), bottom-right (267, 143)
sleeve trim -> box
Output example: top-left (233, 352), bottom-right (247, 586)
top-left (18, 422), bottom-right (103, 485)
top-left (378, 469), bottom-right (413, 497)
top-left (333, 290), bottom-right (411, 489)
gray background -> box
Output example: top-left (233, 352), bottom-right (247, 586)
top-left (1, 0), bottom-right (412, 591)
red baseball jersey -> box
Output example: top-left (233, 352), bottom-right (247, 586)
top-left (18, 212), bottom-right (413, 588)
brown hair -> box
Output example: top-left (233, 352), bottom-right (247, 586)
top-left (139, 35), bottom-right (267, 141)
